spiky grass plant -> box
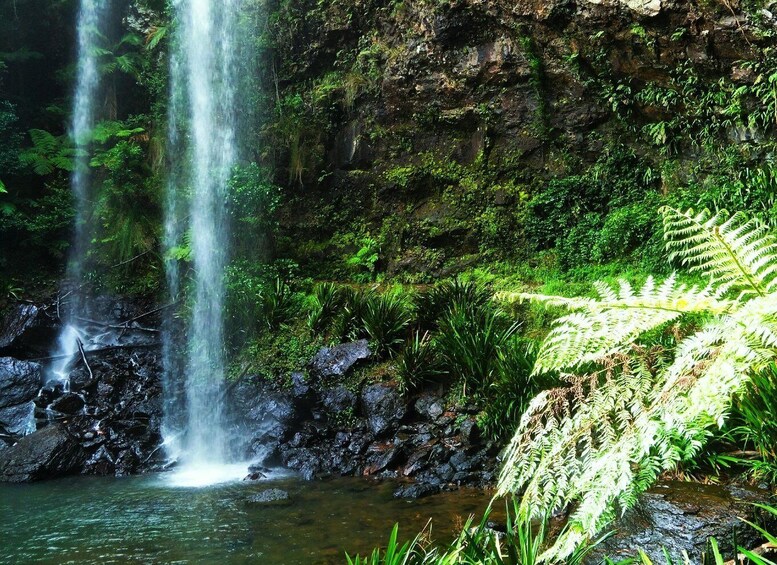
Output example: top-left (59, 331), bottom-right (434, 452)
top-left (495, 207), bottom-right (777, 561)
top-left (362, 291), bottom-right (414, 358)
top-left (397, 331), bottom-right (443, 394)
top-left (307, 282), bottom-right (344, 332)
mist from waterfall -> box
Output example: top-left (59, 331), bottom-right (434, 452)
top-left (163, 0), bottom-right (246, 483)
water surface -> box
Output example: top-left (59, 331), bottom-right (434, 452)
top-left (0, 475), bottom-right (493, 564)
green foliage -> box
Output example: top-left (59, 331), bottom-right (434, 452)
top-left (362, 291), bottom-right (413, 358)
top-left (416, 279), bottom-right (493, 331)
top-left (307, 282), bottom-right (345, 331)
top-left (88, 119), bottom-right (158, 265)
top-left (525, 146), bottom-right (660, 271)
top-left (345, 499), bottom-right (607, 564)
top-left (259, 278), bottom-right (299, 331)
top-left (333, 287), bottom-right (372, 342)
top-left (347, 236), bottom-right (380, 282)
top-left (228, 162), bottom-right (281, 233)
top-left (477, 341), bottom-right (538, 443)
top-left (19, 129), bottom-right (76, 175)
top-left (435, 303), bottom-right (519, 397)
top-left (396, 331), bottom-right (442, 394)
top-left (225, 260), bottom-right (300, 341)
top-left (727, 364), bottom-right (777, 481)
top-left (496, 206), bottom-right (777, 560)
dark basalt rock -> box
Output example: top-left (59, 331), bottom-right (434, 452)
top-left (230, 378), bottom-right (300, 464)
top-left (0, 358), bottom-right (42, 409)
top-left (49, 392), bottom-right (85, 415)
top-left (589, 482), bottom-right (776, 563)
top-left (414, 394), bottom-right (444, 420)
top-left (321, 385), bottom-right (357, 414)
top-left (0, 424), bottom-right (86, 482)
top-left (309, 340), bottom-right (370, 379)
top-left (394, 482), bottom-right (442, 499)
top-left (0, 304), bottom-right (59, 358)
top-left (248, 488), bottom-right (291, 505)
top-left (361, 384), bottom-right (406, 436)
top-left (0, 402), bottom-right (35, 436)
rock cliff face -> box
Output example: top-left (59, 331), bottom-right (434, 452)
top-left (266, 0), bottom-right (772, 276)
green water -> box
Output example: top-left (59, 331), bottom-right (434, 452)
top-left (0, 474), bottom-right (493, 564)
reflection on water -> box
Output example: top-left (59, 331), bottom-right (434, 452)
top-left (0, 475), bottom-right (494, 564)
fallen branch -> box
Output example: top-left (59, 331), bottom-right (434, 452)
top-left (76, 337), bottom-right (93, 382)
top-left (31, 342), bottom-right (162, 362)
top-left (110, 250), bottom-right (151, 270)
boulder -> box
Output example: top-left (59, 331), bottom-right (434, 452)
top-left (49, 392), bottom-right (85, 415)
top-left (0, 358), bottom-right (42, 408)
top-left (309, 340), bottom-right (370, 379)
top-left (0, 425), bottom-right (86, 482)
top-left (0, 402), bottom-right (36, 436)
top-left (414, 394), bottom-right (445, 421)
top-left (0, 304), bottom-right (58, 357)
top-left (590, 482), bottom-right (776, 563)
top-left (321, 386), bottom-right (357, 414)
top-left (361, 383), bottom-right (406, 436)
top-left (230, 378), bottom-right (299, 461)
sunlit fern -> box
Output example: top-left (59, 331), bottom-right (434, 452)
top-left (494, 206), bottom-right (777, 561)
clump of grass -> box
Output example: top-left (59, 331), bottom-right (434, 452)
top-left (307, 282), bottom-right (344, 332)
top-left (416, 279), bottom-right (493, 331)
top-left (259, 277), bottom-right (298, 330)
top-left (435, 304), bottom-right (519, 398)
top-left (362, 291), bottom-right (414, 358)
top-left (396, 331), bottom-right (442, 394)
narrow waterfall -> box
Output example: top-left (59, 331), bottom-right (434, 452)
top-left (51, 0), bottom-right (109, 386)
top-left (164, 0), bottom-right (246, 483)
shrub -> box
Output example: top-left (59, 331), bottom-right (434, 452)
top-left (332, 287), bottom-right (372, 342)
top-left (477, 339), bottom-right (538, 443)
top-left (728, 364), bottom-right (777, 481)
top-left (259, 277), bottom-right (298, 331)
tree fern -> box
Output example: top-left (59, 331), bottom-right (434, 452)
top-left (495, 206), bottom-right (777, 561)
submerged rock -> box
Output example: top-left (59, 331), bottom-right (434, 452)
top-left (309, 340), bottom-right (370, 379)
top-left (0, 424), bottom-right (86, 482)
top-left (394, 482), bottom-right (441, 499)
top-left (248, 488), bottom-right (291, 505)
top-left (590, 482), bottom-right (776, 563)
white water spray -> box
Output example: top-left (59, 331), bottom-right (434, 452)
top-left (164, 0), bottom-right (247, 482)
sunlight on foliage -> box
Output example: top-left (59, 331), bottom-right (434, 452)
top-left (495, 206), bottom-right (777, 561)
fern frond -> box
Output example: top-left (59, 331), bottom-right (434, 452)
top-left (662, 206), bottom-right (777, 297)
top-left (521, 275), bottom-right (730, 374)
top-left (497, 206), bottom-right (777, 561)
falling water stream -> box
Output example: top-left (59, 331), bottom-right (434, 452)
top-left (48, 0), bottom-right (110, 389)
top-left (164, 0), bottom-right (249, 485)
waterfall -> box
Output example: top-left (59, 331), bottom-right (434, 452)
top-left (163, 0), bottom-right (247, 484)
top-left (50, 0), bottom-right (110, 388)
